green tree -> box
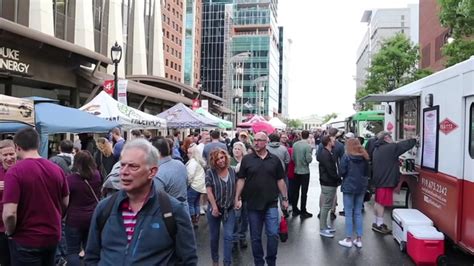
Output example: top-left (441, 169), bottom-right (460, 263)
top-left (438, 0), bottom-right (474, 66)
top-left (357, 33), bottom-right (432, 100)
top-left (284, 118), bottom-right (302, 129)
top-left (322, 113), bottom-right (338, 124)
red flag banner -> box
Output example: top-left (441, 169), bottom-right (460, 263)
top-left (103, 80), bottom-right (115, 96)
top-left (192, 99), bottom-right (200, 110)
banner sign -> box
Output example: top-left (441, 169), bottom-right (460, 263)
top-left (0, 94), bottom-right (35, 126)
top-left (117, 79), bottom-right (128, 105)
top-left (103, 80), bottom-right (114, 96)
top-left (192, 99), bottom-right (200, 110)
top-left (201, 100), bottom-right (209, 111)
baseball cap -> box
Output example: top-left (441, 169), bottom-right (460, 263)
top-left (344, 132), bottom-right (355, 139)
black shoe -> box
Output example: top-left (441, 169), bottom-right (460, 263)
top-left (283, 209), bottom-right (289, 218)
top-left (317, 213), bottom-right (320, 219)
top-left (239, 239), bottom-right (248, 249)
top-left (232, 242), bottom-right (239, 252)
top-left (330, 212), bottom-right (337, 220)
top-left (300, 211), bottom-right (313, 219)
top-left (339, 210), bottom-right (345, 216)
top-left (292, 208), bottom-right (301, 217)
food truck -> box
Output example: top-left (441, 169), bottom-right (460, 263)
top-left (360, 57), bottom-right (474, 254)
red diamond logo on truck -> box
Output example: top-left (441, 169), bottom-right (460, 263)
top-left (439, 118), bottom-right (458, 135)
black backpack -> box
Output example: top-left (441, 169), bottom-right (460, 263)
top-left (97, 189), bottom-right (177, 241)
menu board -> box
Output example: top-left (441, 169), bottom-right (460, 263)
top-left (421, 106), bottom-right (439, 171)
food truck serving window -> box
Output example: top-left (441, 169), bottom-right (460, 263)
top-left (398, 98), bottom-right (420, 139)
top-left (470, 103), bottom-right (474, 159)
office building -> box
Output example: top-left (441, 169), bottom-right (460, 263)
top-left (278, 26), bottom-right (289, 118)
top-left (228, 0), bottom-right (280, 119)
top-left (356, 5), bottom-right (419, 92)
top-left (0, 0), bottom-right (228, 115)
top-left (183, 0), bottom-right (203, 87)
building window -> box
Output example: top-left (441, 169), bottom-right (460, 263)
top-left (166, 31), bottom-right (169, 38)
top-left (166, 59), bottom-right (169, 66)
top-left (172, 34), bottom-right (175, 41)
top-left (165, 73), bottom-right (169, 78)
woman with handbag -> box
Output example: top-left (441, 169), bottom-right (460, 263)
top-left (338, 138), bottom-right (369, 248)
top-left (95, 137), bottom-right (117, 182)
top-left (65, 151), bottom-right (102, 265)
top-left (205, 148), bottom-right (236, 266)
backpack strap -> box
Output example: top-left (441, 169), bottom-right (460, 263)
top-left (157, 189), bottom-right (177, 241)
top-left (97, 192), bottom-right (119, 234)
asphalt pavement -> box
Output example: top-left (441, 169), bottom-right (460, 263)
top-left (194, 157), bottom-right (474, 266)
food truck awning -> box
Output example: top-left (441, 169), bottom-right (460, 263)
top-left (358, 94), bottom-right (420, 103)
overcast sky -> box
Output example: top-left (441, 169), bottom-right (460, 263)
top-left (279, 0), bottom-right (419, 118)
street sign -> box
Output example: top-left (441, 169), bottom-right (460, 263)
top-left (439, 118), bottom-right (458, 135)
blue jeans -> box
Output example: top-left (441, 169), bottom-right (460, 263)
top-left (233, 202), bottom-right (248, 242)
top-left (187, 187), bottom-right (201, 217)
top-left (207, 207), bottom-right (236, 265)
top-left (247, 207), bottom-right (279, 266)
top-left (343, 192), bottom-right (365, 238)
top-left (65, 226), bottom-right (89, 266)
top-left (9, 240), bottom-right (56, 266)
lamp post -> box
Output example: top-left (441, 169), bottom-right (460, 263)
top-left (110, 41), bottom-right (122, 100)
top-left (253, 75), bottom-right (268, 116)
top-left (229, 52), bottom-right (251, 125)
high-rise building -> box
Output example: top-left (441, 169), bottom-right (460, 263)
top-left (278, 26), bottom-right (289, 118)
top-left (162, 0), bottom-right (185, 82)
top-left (0, 0), bottom-right (228, 116)
top-left (229, 0), bottom-right (280, 118)
top-left (419, 0), bottom-right (449, 72)
top-left (183, 0), bottom-right (203, 87)
top-left (200, 0), bottom-right (233, 98)
top-left (356, 5), bottom-right (419, 92)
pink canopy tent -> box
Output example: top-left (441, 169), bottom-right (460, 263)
top-left (252, 121), bottom-right (275, 134)
top-left (237, 115), bottom-right (266, 128)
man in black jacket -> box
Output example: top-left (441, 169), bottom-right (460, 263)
top-left (316, 135), bottom-right (341, 238)
top-left (372, 131), bottom-right (417, 234)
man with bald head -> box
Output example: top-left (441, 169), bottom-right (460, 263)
top-left (235, 132), bottom-right (288, 266)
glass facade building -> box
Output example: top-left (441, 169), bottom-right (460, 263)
top-left (200, 0), bottom-right (233, 98)
top-left (231, 0), bottom-right (280, 117)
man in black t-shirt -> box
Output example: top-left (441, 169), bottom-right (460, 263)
top-left (235, 132), bottom-right (288, 266)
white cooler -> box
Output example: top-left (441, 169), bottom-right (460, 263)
top-left (392, 209), bottom-right (433, 251)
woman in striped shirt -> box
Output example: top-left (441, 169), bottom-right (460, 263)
top-left (205, 148), bottom-right (237, 266)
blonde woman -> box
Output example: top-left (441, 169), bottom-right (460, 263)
top-left (95, 137), bottom-right (117, 182)
top-left (186, 143), bottom-right (207, 227)
top-left (230, 141), bottom-right (247, 173)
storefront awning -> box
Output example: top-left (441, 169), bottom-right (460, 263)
top-left (77, 69), bottom-right (192, 105)
top-left (0, 18), bottom-right (112, 67)
top-left (358, 94), bottom-right (420, 103)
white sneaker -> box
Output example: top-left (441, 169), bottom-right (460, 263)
top-left (353, 239), bottom-right (363, 248)
top-left (319, 229), bottom-right (335, 238)
top-left (327, 226), bottom-right (336, 233)
top-left (338, 239), bottom-right (353, 248)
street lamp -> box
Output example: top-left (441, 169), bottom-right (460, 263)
top-left (253, 75), bottom-right (268, 115)
top-left (229, 52), bottom-right (251, 125)
top-left (110, 41), bottom-right (122, 100)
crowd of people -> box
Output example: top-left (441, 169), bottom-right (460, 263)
top-left (0, 125), bottom-right (418, 265)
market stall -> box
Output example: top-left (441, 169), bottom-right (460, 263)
top-left (157, 103), bottom-right (218, 128)
top-left (268, 117), bottom-right (287, 130)
top-left (195, 107), bottom-right (232, 129)
top-left (80, 91), bottom-right (166, 130)
top-left (0, 94), bottom-right (35, 132)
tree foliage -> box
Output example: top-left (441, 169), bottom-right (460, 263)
top-left (357, 33), bottom-right (432, 100)
top-left (284, 118), bottom-right (302, 129)
top-left (322, 113), bottom-right (338, 124)
top-left (438, 0), bottom-right (474, 66)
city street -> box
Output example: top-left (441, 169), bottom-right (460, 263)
top-left (194, 157), bottom-right (474, 265)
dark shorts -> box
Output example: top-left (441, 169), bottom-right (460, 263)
top-left (375, 187), bottom-right (394, 206)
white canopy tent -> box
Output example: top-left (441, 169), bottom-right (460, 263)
top-left (80, 91), bottom-right (167, 130)
top-left (268, 117), bottom-right (286, 130)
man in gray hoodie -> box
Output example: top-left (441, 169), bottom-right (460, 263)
top-left (267, 133), bottom-right (290, 172)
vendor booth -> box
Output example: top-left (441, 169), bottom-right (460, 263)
top-left (0, 95), bottom-right (120, 157)
top-left (268, 117), bottom-right (287, 130)
top-left (195, 108), bottom-right (232, 129)
top-left (157, 103), bottom-right (218, 128)
top-left (0, 94), bottom-right (35, 131)
top-left (80, 91), bottom-right (166, 130)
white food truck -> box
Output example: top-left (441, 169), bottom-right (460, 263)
top-left (360, 57), bottom-right (474, 254)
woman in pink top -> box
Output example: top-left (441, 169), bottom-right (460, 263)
top-left (0, 139), bottom-right (17, 266)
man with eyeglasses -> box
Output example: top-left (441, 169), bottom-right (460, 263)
top-left (235, 132), bottom-right (288, 266)
top-left (85, 139), bottom-right (197, 265)
top-left (371, 131), bottom-right (417, 234)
